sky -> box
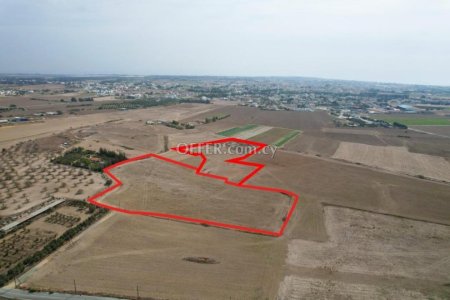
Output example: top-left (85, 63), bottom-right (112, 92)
top-left (0, 0), bottom-right (449, 85)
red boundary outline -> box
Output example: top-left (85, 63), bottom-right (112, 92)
top-left (87, 137), bottom-right (299, 237)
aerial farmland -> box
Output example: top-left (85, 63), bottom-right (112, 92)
top-left (1, 75), bottom-right (450, 300)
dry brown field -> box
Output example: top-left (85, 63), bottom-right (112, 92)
top-left (250, 150), bottom-right (450, 229)
top-left (101, 150), bottom-right (291, 232)
top-left (22, 213), bottom-right (286, 300)
top-left (0, 103), bottom-right (219, 148)
top-left (279, 206), bottom-right (450, 299)
top-left (182, 106), bottom-right (334, 130)
top-left (332, 142), bottom-right (450, 182)
top-left (284, 127), bottom-right (450, 159)
top-left (411, 125), bottom-right (450, 138)
top-left (21, 144), bottom-right (450, 299)
top-left (8, 106), bottom-right (450, 299)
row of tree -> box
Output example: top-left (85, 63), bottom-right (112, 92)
top-left (0, 205), bottom-right (108, 287)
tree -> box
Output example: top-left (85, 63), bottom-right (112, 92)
top-left (393, 122), bottom-right (408, 129)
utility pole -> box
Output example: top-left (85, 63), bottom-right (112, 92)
top-left (74, 279), bottom-right (77, 294)
top-left (136, 284), bottom-right (140, 299)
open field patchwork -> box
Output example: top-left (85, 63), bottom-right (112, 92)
top-left (375, 115), bottom-right (450, 126)
top-left (287, 206), bottom-right (450, 281)
top-left (101, 156), bottom-right (292, 232)
top-left (22, 214), bottom-right (286, 300)
top-left (250, 127), bottom-right (301, 147)
top-left (273, 130), bottom-right (301, 147)
top-left (217, 124), bottom-right (258, 136)
top-left (277, 276), bottom-right (435, 300)
top-left (332, 142), bottom-right (450, 181)
top-left (183, 106), bottom-right (333, 130)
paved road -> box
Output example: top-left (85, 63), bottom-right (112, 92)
top-left (0, 288), bottom-right (127, 300)
top-left (408, 127), bottom-right (450, 139)
top-left (1, 199), bottom-right (65, 232)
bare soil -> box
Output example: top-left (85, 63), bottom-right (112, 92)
top-left (101, 156), bottom-right (291, 232)
top-left (332, 142), bottom-right (450, 182)
top-left (23, 213), bottom-right (286, 300)
top-left (182, 106), bottom-right (334, 130)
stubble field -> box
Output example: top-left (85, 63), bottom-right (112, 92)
top-left (8, 105), bottom-right (450, 299)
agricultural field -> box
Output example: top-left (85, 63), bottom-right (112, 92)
top-left (182, 105), bottom-right (334, 130)
top-left (332, 142), bottom-right (450, 182)
top-left (218, 124), bottom-right (301, 147)
top-left (0, 103), bottom-right (219, 148)
top-left (283, 127), bottom-right (450, 159)
top-left (101, 149), bottom-right (292, 232)
top-left (217, 124), bottom-right (258, 136)
top-left (21, 213), bottom-right (286, 299)
top-left (0, 201), bottom-right (103, 286)
top-left (0, 141), bottom-right (105, 221)
top-left (3, 103), bottom-right (450, 300)
top-left (272, 130), bottom-right (300, 147)
top-left (279, 206), bottom-right (450, 299)
top-left (375, 114), bottom-right (450, 125)
top-left (410, 125), bottom-right (450, 138)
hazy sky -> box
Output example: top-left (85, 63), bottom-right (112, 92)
top-left (0, 0), bottom-right (449, 85)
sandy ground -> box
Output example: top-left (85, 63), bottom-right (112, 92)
top-left (0, 103), bottom-right (219, 148)
top-left (249, 150), bottom-right (450, 233)
top-left (332, 142), bottom-right (450, 182)
top-left (22, 213), bottom-right (286, 300)
top-left (321, 128), bottom-right (381, 135)
top-left (278, 277), bottom-right (432, 300)
top-left (287, 206), bottom-right (450, 281)
top-left (12, 107), bottom-right (450, 299)
top-left (279, 206), bottom-right (450, 299)
top-left (102, 156), bottom-right (291, 232)
top-left (410, 125), bottom-right (450, 138)
top-left (182, 106), bottom-right (334, 130)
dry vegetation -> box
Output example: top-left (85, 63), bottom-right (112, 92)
top-left (279, 206), bottom-right (450, 299)
top-left (102, 153), bottom-right (292, 232)
top-left (4, 104), bottom-right (449, 299)
top-left (332, 142), bottom-right (450, 182)
top-left (22, 214), bottom-right (285, 300)
top-left (0, 142), bottom-right (104, 222)
top-left (182, 105), bottom-right (333, 131)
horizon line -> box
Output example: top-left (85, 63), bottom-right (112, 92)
top-left (0, 72), bottom-right (449, 88)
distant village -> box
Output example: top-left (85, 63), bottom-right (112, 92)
top-left (1, 75), bottom-right (449, 128)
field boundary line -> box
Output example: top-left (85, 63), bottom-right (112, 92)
top-left (322, 203), bottom-right (450, 227)
top-left (88, 137), bottom-right (299, 237)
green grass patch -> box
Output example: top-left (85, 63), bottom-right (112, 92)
top-left (273, 130), bottom-right (301, 147)
top-left (376, 116), bottom-right (450, 126)
top-left (218, 124), bottom-right (258, 137)
top-left (250, 127), bottom-right (291, 144)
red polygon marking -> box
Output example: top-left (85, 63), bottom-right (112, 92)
top-left (88, 137), bottom-right (299, 237)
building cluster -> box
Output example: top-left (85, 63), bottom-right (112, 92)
top-left (1, 75), bottom-right (449, 128)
